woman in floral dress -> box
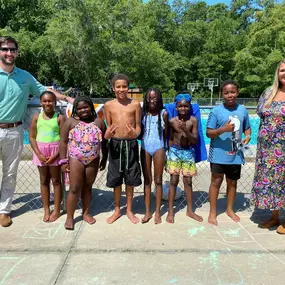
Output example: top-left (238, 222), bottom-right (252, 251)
top-left (251, 59), bottom-right (285, 233)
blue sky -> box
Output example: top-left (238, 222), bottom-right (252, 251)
top-left (206, 0), bottom-right (231, 5)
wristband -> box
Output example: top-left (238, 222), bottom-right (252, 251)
top-left (245, 135), bottom-right (251, 139)
top-left (58, 159), bottom-right (68, 166)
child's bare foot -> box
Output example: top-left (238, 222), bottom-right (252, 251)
top-left (64, 218), bottom-right (74, 230)
top-left (83, 214), bottom-right (96, 225)
top-left (166, 213), bottom-right (174, 224)
top-left (208, 213), bottom-right (218, 226)
top-left (106, 210), bottom-right (121, 224)
top-left (43, 214), bottom-right (50, 222)
top-left (141, 213), bottom-right (152, 224)
top-left (154, 212), bottom-right (162, 224)
top-left (43, 210), bottom-right (50, 222)
top-left (126, 211), bottom-right (139, 224)
top-left (49, 211), bottom-right (61, 222)
top-left (226, 211), bottom-right (240, 223)
top-left (258, 217), bottom-right (279, 229)
top-left (187, 211), bottom-right (203, 222)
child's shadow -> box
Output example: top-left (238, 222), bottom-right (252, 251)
top-left (90, 188), bottom-right (127, 216)
top-left (11, 193), bottom-right (42, 218)
top-left (215, 192), bottom-right (251, 217)
top-left (133, 190), bottom-right (209, 218)
top-left (66, 188), bottom-right (127, 228)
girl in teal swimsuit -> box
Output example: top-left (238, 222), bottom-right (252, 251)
top-left (141, 88), bottom-right (168, 224)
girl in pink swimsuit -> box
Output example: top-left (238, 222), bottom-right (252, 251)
top-left (59, 97), bottom-right (108, 230)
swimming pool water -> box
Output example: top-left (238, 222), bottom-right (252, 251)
top-left (23, 116), bottom-right (260, 145)
top-left (201, 116), bottom-right (259, 145)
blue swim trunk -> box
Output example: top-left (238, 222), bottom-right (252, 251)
top-left (166, 145), bottom-right (197, 177)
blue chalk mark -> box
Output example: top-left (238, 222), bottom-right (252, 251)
top-left (221, 228), bottom-right (242, 237)
top-left (169, 277), bottom-right (178, 284)
top-left (200, 251), bottom-right (219, 271)
top-left (188, 226), bottom-right (205, 237)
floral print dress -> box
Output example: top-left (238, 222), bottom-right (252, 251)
top-left (251, 88), bottom-right (285, 210)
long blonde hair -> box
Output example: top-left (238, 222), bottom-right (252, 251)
top-left (265, 58), bottom-right (285, 106)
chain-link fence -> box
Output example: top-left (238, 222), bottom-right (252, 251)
top-left (6, 101), bottom-right (258, 214)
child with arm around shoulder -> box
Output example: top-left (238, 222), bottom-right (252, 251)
top-left (59, 97), bottom-right (108, 230)
top-left (206, 80), bottom-right (251, 226)
top-left (166, 94), bottom-right (202, 224)
top-left (104, 73), bottom-right (142, 224)
top-left (140, 88), bottom-right (168, 224)
top-left (29, 91), bottom-right (65, 222)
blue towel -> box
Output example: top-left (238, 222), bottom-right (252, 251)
top-left (164, 102), bottom-right (207, 163)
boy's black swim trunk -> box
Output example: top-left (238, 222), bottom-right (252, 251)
top-left (106, 138), bottom-right (142, 188)
top-left (210, 163), bottom-right (241, 180)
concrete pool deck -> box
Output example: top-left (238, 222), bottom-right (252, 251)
top-left (1, 209), bottom-right (285, 285)
top-left (1, 145), bottom-right (283, 285)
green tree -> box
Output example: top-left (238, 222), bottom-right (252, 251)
top-left (233, 2), bottom-right (285, 97)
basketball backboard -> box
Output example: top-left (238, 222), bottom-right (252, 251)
top-left (187, 82), bottom-right (199, 93)
top-left (204, 78), bottom-right (219, 89)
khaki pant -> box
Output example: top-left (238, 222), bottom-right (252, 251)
top-left (0, 125), bottom-right (23, 214)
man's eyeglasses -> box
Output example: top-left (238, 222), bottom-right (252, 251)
top-left (0, 47), bottom-right (17, 53)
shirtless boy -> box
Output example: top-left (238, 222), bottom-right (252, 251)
top-left (104, 74), bottom-right (142, 224)
top-left (166, 94), bottom-right (203, 224)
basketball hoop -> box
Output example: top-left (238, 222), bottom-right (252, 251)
top-left (204, 78), bottom-right (218, 106)
top-left (187, 83), bottom-right (199, 94)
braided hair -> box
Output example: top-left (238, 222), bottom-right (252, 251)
top-left (40, 90), bottom-right (56, 102)
top-left (71, 97), bottom-right (97, 119)
top-left (142, 88), bottom-right (164, 139)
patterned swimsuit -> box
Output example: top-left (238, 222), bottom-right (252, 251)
top-left (68, 121), bottom-right (102, 165)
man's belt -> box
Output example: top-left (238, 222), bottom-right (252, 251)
top-left (0, 121), bottom-right (22, 129)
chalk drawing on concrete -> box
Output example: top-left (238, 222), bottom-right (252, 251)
top-left (220, 228), bottom-right (242, 237)
top-left (168, 277), bottom-right (178, 284)
top-left (215, 224), bottom-right (253, 244)
top-left (193, 251), bottom-right (245, 285)
top-left (188, 226), bottom-right (205, 237)
top-left (184, 220), bottom-right (285, 284)
top-left (239, 223), bottom-right (285, 265)
top-left (0, 256), bottom-right (27, 285)
top-left (22, 222), bottom-right (66, 239)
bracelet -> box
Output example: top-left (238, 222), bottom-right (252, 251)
top-left (245, 135), bottom-right (251, 139)
top-left (58, 159), bottom-right (68, 166)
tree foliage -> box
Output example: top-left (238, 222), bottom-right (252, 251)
top-left (0, 0), bottom-right (284, 98)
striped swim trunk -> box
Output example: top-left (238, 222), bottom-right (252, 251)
top-left (166, 144), bottom-right (197, 177)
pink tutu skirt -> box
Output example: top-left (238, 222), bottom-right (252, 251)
top-left (32, 141), bottom-right (60, 166)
